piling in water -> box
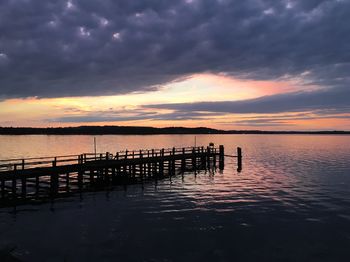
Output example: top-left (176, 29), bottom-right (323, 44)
top-left (237, 147), bottom-right (242, 172)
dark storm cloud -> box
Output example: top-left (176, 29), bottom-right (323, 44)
top-left (144, 87), bottom-right (350, 114)
top-left (0, 0), bottom-right (349, 99)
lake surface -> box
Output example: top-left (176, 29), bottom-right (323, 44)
top-left (1, 134), bottom-right (350, 261)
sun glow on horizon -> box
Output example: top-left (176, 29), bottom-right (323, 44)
top-left (1, 73), bottom-right (348, 130)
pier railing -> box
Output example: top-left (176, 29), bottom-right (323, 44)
top-left (0, 146), bottom-right (219, 172)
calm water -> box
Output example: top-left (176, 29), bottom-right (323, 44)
top-left (1, 134), bottom-right (350, 261)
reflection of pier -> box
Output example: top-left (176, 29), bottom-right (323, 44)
top-left (0, 145), bottom-right (242, 204)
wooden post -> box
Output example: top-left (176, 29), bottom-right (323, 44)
top-left (237, 147), bottom-right (242, 172)
top-left (128, 165), bottom-right (132, 176)
top-left (78, 155), bottom-right (83, 189)
top-left (51, 159), bottom-right (58, 195)
top-left (1, 180), bottom-right (4, 199)
top-left (139, 150), bottom-right (143, 177)
top-left (213, 150), bottom-right (217, 168)
top-left (147, 150), bottom-right (151, 175)
top-left (169, 147), bottom-right (175, 175)
top-left (112, 167), bottom-right (116, 180)
top-left (94, 137), bottom-right (97, 159)
top-left (151, 148), bottom-right (156, 176)
top-left (105, 153), bottom-right (110, 182)
top-left (159, 160), bottom-right (164, 177)
top-left (192, 147), bottom-right (196, 170)
top-left (21, 160), bottom-right (27, 198)
top-left (206, 146), bottom-right (210, 169)
top-left (35, 175), bottom-right (39, 196)
top-left (124, 150), bottom-right (128, 174)
top-left (201, 146), bottom-right (205, 168)
top-left (171, 147), bottom-right (176, 174)
top-left (131, 164), bottom-right (136, 177)
top-left (181, 148), bottom-right (186, 171)
top-left (12, 164), bottom-right (17, 199)
top-left (159, 149), bottom-right (164, 176)
top-left (117, 153), bottom-right (121, 174)
top-left (105, 167), bottom-right (110, 184)
top-left (89, 170), bottom-right (94, 184)
top-left (21, 176), bottom-right (27, 199)
top-left (154, 153), bottom-right (158, 175)
top-left (219, 145), bottom-right (224, 170)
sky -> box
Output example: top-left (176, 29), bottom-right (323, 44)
top-left (0, 0), bottom-right (350, 130)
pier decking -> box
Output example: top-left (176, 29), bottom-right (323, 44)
top-left (0, 145), bottom-right (242, 204)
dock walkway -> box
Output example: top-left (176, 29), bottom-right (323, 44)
top-left (0, 145), bottom-right (244, 204)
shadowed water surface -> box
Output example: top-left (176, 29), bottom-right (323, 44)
top-left (1, 134), bottom-right (350, 261)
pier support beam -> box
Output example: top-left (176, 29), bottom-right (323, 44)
top-left (35, 176), bottom-right (39, 196)
top-left (1, 180), bottom-right (5, 198)
top-left (181, 148), bottom-right (186, 171)
top-left (12, 165), bottom-right (17, 200)
top-left (192, 148), bottom-right (196, 170)
top-left (21, 177), bottom-right (27, 198)
top-left (50, 159), bottom-right (59, 196)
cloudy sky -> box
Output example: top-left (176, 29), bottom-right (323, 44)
top-left (0, 0), bottom-right (349, 130)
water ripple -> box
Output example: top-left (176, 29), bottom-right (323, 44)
top-left (1, 134), bottom-right (350, 261)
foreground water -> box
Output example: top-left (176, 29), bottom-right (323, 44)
top-left (1, 134), bottom-right (350, 261)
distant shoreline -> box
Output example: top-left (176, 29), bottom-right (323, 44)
top-left (0, 126), bottom-right (349, 135)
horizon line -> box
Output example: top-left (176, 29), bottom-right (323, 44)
top-left (0, 125), bottom-right (350, 135)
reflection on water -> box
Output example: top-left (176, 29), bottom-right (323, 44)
top-left (1, 135), bottom-right (350, 261)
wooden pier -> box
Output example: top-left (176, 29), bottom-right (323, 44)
top-left (0, 145), bottom-right (242, 204)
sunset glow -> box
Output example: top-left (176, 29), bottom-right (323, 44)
top-left (2, 73), bottom-right (345, 130)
